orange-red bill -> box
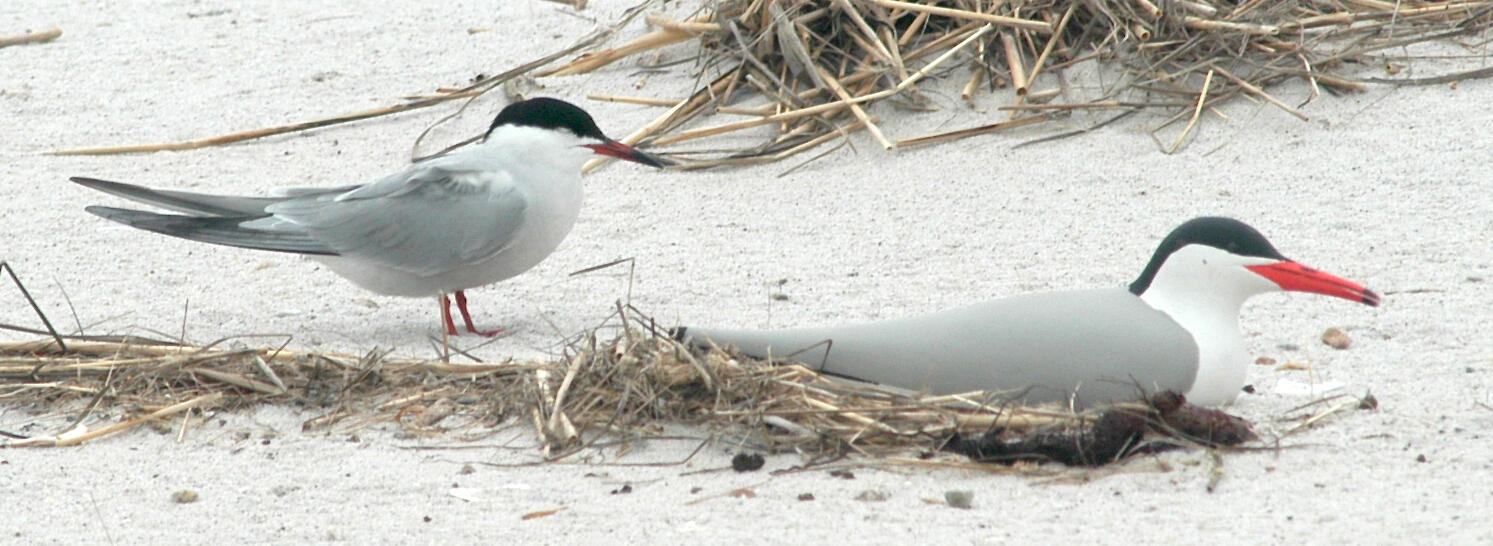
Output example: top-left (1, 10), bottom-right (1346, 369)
top-left (1246, 261), bottom-right (1380, 307)
top-left (584, 140), bottom-right (666, 168)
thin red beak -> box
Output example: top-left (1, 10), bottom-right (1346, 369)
top-left (584, 139), bottom-right (666, 168)
top-left (1245, 261), bottom-right (1380, 307)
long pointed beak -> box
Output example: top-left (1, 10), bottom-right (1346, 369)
top-left (1245, 261), bottom-right (1380, 307)
top-left (584, 139), bottom-right (667, 168)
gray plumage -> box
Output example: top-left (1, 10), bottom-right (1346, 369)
top-left (71, 96), bottom-right (665, 336)
top-left (678, 288), bottom-right (1200, 408)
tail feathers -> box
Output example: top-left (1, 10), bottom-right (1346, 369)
top-left (71, 177), bottom-right (285, 217)
top-left (85, 206), bottom-right (337, 256)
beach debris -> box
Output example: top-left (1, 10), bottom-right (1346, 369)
top-left (448, 488), bottom-right (484, 502)
top-left (0, 289), bottom-right (1290, 469)
top-left (610, 484), bottom-right (634, 494)
top-left (731, 452), bottom-right (765, 472)
top-left (1276, 361), bottom-right (1312, 371)
top-left (0, 27), bottom-right (60, 49)
top-left (1150, 391), bottom-right (1257, 446)
top-left (1321, 327), bottom-right (1352, 349)
top-left (1278, 392), bottom-right (1378, 435)
top-left (949, 391), bottom-right (1255, 465)
top-left (521, 507), bottom-right (566, 520)
top-left (944, 490), bottom-right (975, 509)
top-left (47, 0), bottom-right (1493, 163)
top-left (855, 490), bottom-right (889, 502)
top-left (797, 493), bottom-right (816, 501)
top-left (171, 490), bottom-right (199, 504)
top-left (402, 398), bottom-right (457, 429)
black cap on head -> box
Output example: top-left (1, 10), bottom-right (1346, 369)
top-left (486, 97), bottom-right (608, 140)
top-left (1128, 217), bottom-right (1288, 295)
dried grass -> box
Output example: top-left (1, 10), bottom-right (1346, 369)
top-left (555, 0), bottom-right (1493, 165)
top-left (1, 302), bottom-right (1277, 472)
top-left (49, 0), bottom-right (1493, 163)
top-left (0, 322), bottom-right (1074, 456)
top-left (0, 263), bottom-right (1363, 466)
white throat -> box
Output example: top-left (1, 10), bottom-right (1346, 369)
top-left (1139, 245), bottom-right (1280, 405)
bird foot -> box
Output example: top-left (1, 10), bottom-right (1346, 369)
top-left (462, 326), bottom-right (507, 338)
top-left (441, 291), bottom-right (506, 338)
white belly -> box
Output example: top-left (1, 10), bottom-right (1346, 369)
top-left (311, 186), bottom-right (582, 297)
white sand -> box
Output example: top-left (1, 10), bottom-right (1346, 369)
top-left (3, 1), bottom-right (1491, 543)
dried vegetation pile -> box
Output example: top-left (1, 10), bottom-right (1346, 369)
top-left (51, 0), bottom-right (1493, 163)
top-left (548, 0), bottom-right (1493, 165)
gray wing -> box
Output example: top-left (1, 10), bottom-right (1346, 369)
top-left (72, 177), bottom-right (285, 217)
top-left (75, 177), bottom-right (336, 254)
top-left (678, 289), bottom-right (1201, 407)
top-left (84, 205), bottom-right (337, 255)
top-left (265, 163), bottom-right (527, 277)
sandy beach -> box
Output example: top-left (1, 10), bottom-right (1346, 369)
top-left (3, 1), bottom-right (1491, 543)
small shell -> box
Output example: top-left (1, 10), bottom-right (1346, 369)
top-left (1321, 327), bottom-right (1352, 350)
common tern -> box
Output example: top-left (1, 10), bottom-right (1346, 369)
top-left (75, 97), bottom-right (662, 336)
top-left (675, 217), bottom-right (1379, 407)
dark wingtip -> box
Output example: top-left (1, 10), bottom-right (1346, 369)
top-left (668, 326), bottom-right (688, 342)
top-left (82, 205), bottom-right (127, 220)
top-left (72, 177), bottom-right (137, 196)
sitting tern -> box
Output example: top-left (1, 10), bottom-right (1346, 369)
top-left (74, 97), bottom-right (663, 336)
top-left (675, 217), bottom-right (1379, 407)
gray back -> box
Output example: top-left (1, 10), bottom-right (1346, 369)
top-left (684, 288), bottom-right (1199, 407)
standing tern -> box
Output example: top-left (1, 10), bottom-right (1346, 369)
top-left (675, 217), bottom-right (1379, 407)
top-left (74, 97), bottom-right (663, 336)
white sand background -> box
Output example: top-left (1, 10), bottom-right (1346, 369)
top-left (4, 1), bottom-right (1492, 543)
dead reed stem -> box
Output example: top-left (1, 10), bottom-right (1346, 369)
top-left (43, 0), bottom-right (1493, 165)
top-left (0, 27), bottom-right (61, 48)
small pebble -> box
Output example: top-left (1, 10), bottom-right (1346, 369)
top-left (1321, 327), bottom-right (1352, 349)
top-left (797, 493), bottom-right (815, 501)
top-left (854, 490), bottom-right (888, 502)
top-left (171, 490), bottom-right (199, 504)
top-left (731, 452), bottom-right (765, 472)
top-left (1254, 356), bottom-right (1276, 366)
top-left (944, 490), bottom-right (974, 509)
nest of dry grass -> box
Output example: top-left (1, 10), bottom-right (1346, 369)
top-left (0, 262), bottom-right (1361, 467)
top-left (1, 304), bottom-right (1282, 469)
